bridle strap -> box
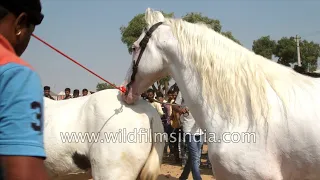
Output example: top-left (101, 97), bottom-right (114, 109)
top-left (126, 22), bottom-right (163, 95)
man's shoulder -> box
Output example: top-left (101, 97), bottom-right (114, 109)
top-left (0, 62), bottom-right (42, 104)
top-left (0, 63), bottom-right (41, 87)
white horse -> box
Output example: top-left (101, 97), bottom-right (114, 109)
top-left (121, 8), bottom-right (320, 180)
top-left (43, 89), bottom-right (165, 180)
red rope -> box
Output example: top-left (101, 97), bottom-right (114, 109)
top-left (31, 34), bottom-right (126, 93)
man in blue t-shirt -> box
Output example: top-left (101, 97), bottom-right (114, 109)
top-left (0, 1), bottom-right (48, 179)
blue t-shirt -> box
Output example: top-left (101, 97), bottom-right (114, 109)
top-left (0, 35), bottom-right (46, 158)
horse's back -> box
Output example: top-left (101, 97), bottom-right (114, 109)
top-left (44, 89), bottom-right (164, 179)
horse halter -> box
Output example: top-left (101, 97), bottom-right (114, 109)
top-left (125, 22), bottom-right (163, 95)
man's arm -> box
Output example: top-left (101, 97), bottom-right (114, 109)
top-left (0, 156), bottom-right (48, 179)
top-left (172, 92), bottom-right (187, 114)
top-left (156, 103), bottom-right (164, 116)
top-left (0, 65), bottom-right (48, 180)
top-left (171, 103), bottom-right (187, 114)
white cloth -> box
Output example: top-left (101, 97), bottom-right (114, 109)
top-left (177, 92), bottom-right (204, 135)
top-left (175, 91), bottom-right (183, 105)
top-left (149, 101), bottom-right (164, 116)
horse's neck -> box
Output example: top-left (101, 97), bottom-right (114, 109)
top-left (169, 62), bottom-right (223, 133)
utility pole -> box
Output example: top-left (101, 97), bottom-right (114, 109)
top-left (295, 35), bottom-right (301, 66)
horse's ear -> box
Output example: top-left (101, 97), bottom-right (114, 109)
top-left (145, 8), bottom-right (164, 26)
top-left (145, 7), bottom-right (153, 15)
top-left (145, 7), bottom-right (153, 25)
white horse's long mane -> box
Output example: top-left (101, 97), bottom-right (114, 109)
top-left (144, 8), bottom-right (317, 126)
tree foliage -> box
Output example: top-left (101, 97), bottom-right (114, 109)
top-left (273, 37), bottom-right (297, 66)
top-left (252, 36), bottom-right (320, 72)
top-left (96, 82), bottom-right (116, 91)
top-left (299, 40), bottom-right (320, 71)
top-left (252, 36), bottom-right (276, 59)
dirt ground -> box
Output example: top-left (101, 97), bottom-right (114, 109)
top-left (54, 144), bottom-right (214, 180)
top-left (158, 144), bottom-right (214, 180)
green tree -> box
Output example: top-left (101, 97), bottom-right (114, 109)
top-left (253, 35), bottom-right (320, 71)
top-left (96, 82), bottom-right (116, 91)
top-left (273, 37), bottom-right (297, 66)
top-left (299, 40), bottom-right (320, 72)
top-left (252, 35), bottom-right (276, 59)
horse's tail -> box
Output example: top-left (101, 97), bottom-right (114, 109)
top-left (137, 117), bottom-right (164, 180)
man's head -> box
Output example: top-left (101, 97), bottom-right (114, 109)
top-left (0, 1), bottom-right (44, 56)
top-left (173, 90), bottom-right (178, 100)
top-left (82, 88), bottom-right (88, 96)
top-left (156, 92), bottom-right (164, 102)
top-left (73, 89), bottom-right (79, 98)
top-left (43, 86), bottom-right (50, 96)
top-left (65, 88), bottom-right (70, 96)
top-left (167, 90), bottom-right (174, 102)
top-left (146, 88), bottom-right (155, 102)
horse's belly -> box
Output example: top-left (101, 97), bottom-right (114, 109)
top-left (208, 141), bottom-right (283, 180)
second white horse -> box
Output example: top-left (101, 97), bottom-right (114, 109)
top-left (44, 89), bottom-right (165, 180)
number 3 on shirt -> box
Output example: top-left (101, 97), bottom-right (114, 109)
top-left (30, 101), bottom-right (42, 132)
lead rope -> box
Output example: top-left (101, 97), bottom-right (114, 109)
top-left (31, 34), bottom-right (126, 93)
top-left (31, 34), bottom-right (185, 108)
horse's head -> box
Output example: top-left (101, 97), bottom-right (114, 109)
top-left (122, 8), bottom-right (177, 104)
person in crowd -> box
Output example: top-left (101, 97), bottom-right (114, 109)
top-left (165, 89), bottom-right (176, 155)
top-left (141, 91), bottom-right (147, 100)
top-left (169, 89), bottom-right (185, 164)
top-left (173, 90), bottom-right (188, 166)
top-left (73, 89), bottom-right (79, 98)
top-left (63, 88), bottom-right (72, 100)
top-left (0, 1), bottom-right (49, 179)
top-left (178, 97), bottom-right (204, 180)
top-left (156, 92), bottom-right (172, 156)
top-left (82, 88), bottom-right (88, 96)
top-left (146, 88), bottom-right (164, 117)
top-left (173, 90), bottom-right (178, 101)
top-left (206, 151), bottom-right (212, 169)
top-left (44, 86), bottom-right (55, 100)
top-left (167, 89), bottom-right (175, 104)
top-left (200, 142), bottom-right (212, 169)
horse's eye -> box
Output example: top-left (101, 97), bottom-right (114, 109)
top-left (131, 46), bottom-right (136, 52)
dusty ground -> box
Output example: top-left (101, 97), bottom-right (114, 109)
top-left (158, 144), bottom-right (214, 180)
top-left (54, 144), bottom-right (214, 180)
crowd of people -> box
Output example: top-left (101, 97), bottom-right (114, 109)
top-left (43, 86), bottom-right (92, 100)
top-left (141, 84), bottom-right (211, 180)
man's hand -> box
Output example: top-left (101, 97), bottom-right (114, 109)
top-left (0, 156), bottom-right (49, 180)
top-left (180, 107), bottom-right (188, 114)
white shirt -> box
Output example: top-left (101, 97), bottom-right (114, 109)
top-left (177, 92), bottom-right (204, 135)
top-left (149, 101), bottom-right (164, 116)
top-left (175, 91), bottom-right (183, 105)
